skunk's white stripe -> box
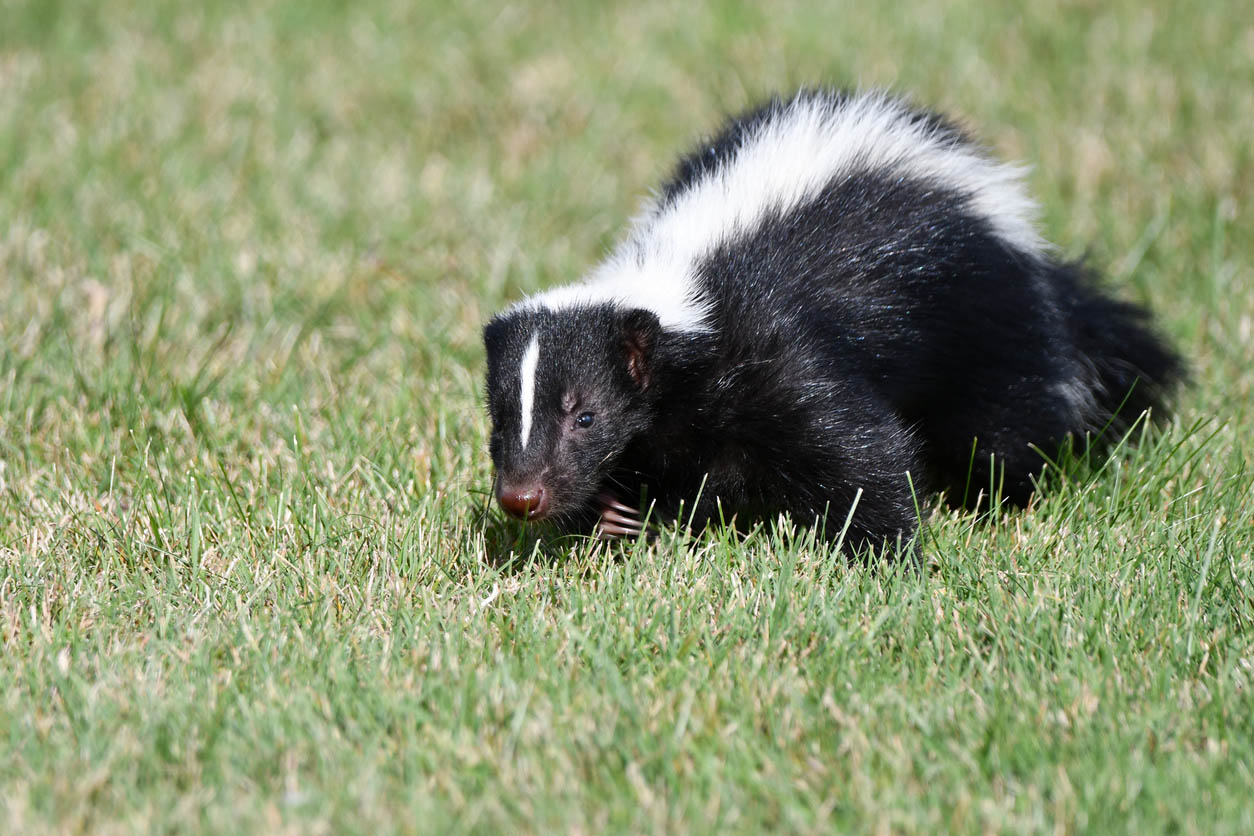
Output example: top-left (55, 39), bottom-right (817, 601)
top-left (642, 91), bottom-right (1047, 263)
top-left (518, 333), bottom-right (540, 450)
top-left (516, 90), bottom-right (1047, 333)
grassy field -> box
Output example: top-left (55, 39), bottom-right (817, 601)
top-left (2, 0), bottom-right (1252, 832)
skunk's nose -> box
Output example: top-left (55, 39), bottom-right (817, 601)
top-left (496, 484), bottom-right (549, 520)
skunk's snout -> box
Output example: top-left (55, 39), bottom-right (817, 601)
top-left (496, 483), bottom-right (549, 521)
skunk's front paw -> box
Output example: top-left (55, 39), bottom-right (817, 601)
top-left (593, 492), bottom-right (644, 540)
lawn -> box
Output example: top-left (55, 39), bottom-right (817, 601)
top-left (1, 0), bottom-right (1252, 832)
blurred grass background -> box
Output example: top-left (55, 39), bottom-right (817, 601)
top-left (1, 0), bottom-right (1251, 832)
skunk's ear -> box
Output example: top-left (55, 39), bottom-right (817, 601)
top-left (483, 317), bottom-right (507, 355)
top-left (481, 315), bottom-right (516, 363)
top-left (620, 309), bottom-right (661, 391)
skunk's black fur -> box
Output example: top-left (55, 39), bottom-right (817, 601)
top-left (483, 89), bottom-right (1182, 553)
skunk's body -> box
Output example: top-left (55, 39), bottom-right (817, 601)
top-left (483, 89), bottom-right (1181, 551)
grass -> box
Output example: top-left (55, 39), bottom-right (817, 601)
top-left (2, 0), bottom-right (1252, 832)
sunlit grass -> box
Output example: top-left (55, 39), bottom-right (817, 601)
top-left (1, 0), bottom-right (1252, 832)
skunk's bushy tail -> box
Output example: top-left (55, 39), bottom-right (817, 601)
top-left (1063, 263), bottom-right (1185, 439)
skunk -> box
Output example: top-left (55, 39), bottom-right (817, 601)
top-left (482, 89), bottom-right (1181, 552)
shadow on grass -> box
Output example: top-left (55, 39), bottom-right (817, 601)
top-left (466, 486), bottom-right (923, 574)
top-left (464, 489), bottom-right (616, 571)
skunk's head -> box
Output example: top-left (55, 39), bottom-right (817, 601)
top-left (483, 304), bottom-right (661, 525)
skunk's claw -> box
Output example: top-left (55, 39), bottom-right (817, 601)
top-left (594, 492), bottom-right (644, 540)
top-left (601, 495), bottom-right (639, 515)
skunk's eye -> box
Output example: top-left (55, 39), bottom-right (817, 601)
top-left (575, 412), bottom-right (595, 429)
